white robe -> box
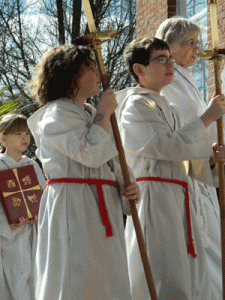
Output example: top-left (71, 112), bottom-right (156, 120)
top-left (162, 63), bottom-right (222, 299)
top-left (0, 153), bottom-right (46, 300)
top-left (28, 98), bottom-right (132, 300)
top-left (116, 87), bottom-right (215, 300)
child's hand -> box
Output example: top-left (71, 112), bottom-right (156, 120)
top-left (122, 182), bottom-right (140, 205)
top-left (10, 217), bottom-right (28, 230)
top-left (94, 88), bottom-right (118, 133)
top-left (97, 88), bottom-right (118, 118)
top-left (212, 143), bottom-right (225, 163)
top-left (201, 94), bottom-right (225, 127)
top-left (30, 215), bottom-right (38, 224)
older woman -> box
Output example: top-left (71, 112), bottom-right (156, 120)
top-left (156, 17), bottom-right (222, 299)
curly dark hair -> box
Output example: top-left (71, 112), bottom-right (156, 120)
top-left (124, 37), bottom-right (170, 83)
top-left (29, 45), bottom-right (95, 105)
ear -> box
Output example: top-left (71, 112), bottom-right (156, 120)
top-left (133, 63), bottom-right (145, 78)
top-left (0, 134), bottom-right (7, 145)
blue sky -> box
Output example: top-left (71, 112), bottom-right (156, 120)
top-left (186, 0), bottom-right (207, 18)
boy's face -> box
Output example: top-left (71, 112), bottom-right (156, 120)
top-left (136, 49), bottom-right (174, 93)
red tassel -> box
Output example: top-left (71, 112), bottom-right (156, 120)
top-left (106, 222), bottom-right (113, 237)
top-left (96, 184), bottom-right (114, 238)
top-left (183, 182), bottom-right (197, 258)
top-left (188, 239), bottom-right (197, 258)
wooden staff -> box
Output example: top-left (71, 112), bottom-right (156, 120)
top-left (214, 52), bottom-right (225, 299)
top-left (78, 1), bottom-right (158, 299)
top-left (198, 1), bottom-right (225, 297)
top-left (209, 2), bottom-right (225, 298)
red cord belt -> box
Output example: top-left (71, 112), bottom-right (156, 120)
top-left (136, 176), bottom-right (197, 258)
top-left (46, 178), bottom-right (119, 238)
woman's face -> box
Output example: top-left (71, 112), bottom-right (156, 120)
top-left (171, 35), bottom-right (200, 68)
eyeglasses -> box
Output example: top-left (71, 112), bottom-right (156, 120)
top-left (150, 56), bottom-right (176, 65)
top-left (186, 39), bottom-right (200, 47)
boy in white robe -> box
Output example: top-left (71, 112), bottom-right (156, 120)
top-left (116, 37), bottom-right (225, 299)
top-left (0, 113), bottom-right (46, 300)
top-left (28, 44), bottom-right (140, 300)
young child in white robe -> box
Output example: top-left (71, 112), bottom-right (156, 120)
top-left (27, 44), bottom-right (140, 300)
top-left (116, 37), bottom-right (225, 300)
top-left (0, 113), bottom-right (46, 300)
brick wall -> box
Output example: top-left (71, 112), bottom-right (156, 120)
top-left (168, 0), bottom-right (177, 18)
top-left (136, 0), bottom-right (174, 38)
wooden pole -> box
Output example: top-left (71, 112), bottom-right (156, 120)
top-left (207, 1), bottom-right (225, 296)
top-left (80, 1), bottom-right (157, 296)
top-left (94, 42), bottom-right (158, 300)
top-left (213, 52), bottom-right (225, 299)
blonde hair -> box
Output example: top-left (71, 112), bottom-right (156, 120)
top-left (156, 16), bottom-right (202, 50)
top-left (28, 44), bottom-right (95, 105)
top-left (0, 113), bottom-right (28, 153)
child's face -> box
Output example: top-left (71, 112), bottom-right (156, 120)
top-left (1, 131), bottom-right (30, 154)
top-left (76, 63), bottom-right (101, 102)
top-left (139, 49), bottom-right (174, 93)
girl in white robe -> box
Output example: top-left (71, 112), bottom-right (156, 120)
top-left (0, 113), bottom-right (46, 300)
top-left (116, 37), bottom-right (225, 299)
top-left (27, 44), bottom-right (140, 300)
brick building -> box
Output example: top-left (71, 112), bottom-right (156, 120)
top-left (136, 0), bottom-right (225, 100)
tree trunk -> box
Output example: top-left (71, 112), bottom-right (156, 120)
top-left (72, 0), bottom-right (82, 41)
top-left (56, 0), bottom-right (65, 44)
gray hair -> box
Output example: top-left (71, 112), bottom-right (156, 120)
top-left (155, 16), bottom-right (202, 50)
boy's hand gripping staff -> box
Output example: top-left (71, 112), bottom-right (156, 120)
top-left (197, 1), bottom-right (225, 298)
top-left (77, 0), bottom-right (158, 299)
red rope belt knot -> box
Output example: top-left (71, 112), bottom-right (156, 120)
top-left (46, 178), bottom-right (119, 238)
top-left (136, 176), bottom-right (197, 258)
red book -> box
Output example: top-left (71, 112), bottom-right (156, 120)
top-left (0, 165), bottom-right (43, 224)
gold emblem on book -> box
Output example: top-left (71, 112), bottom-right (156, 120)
top-left (2, 168), bottom-right (42, 220)
top-left (12, 197), bottom-right (21, 206)
top-left (22, 175), bottom-right (31, 185)
top-left (28, 193), bottom-right (38, 203)
top-left (7, 180), bottom-right (16, 189)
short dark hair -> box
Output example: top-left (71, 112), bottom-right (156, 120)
top-left (29, 45), bottom-right (95, 105)
top-left (124, 37), bottom-right (170, 82)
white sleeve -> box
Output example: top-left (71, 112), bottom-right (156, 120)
top-left (163, 83), bottom-right (225, 144)
top-left (39, 106), bottom-right (118, 168)
top-left (119, 95), bottom-right (213, 161)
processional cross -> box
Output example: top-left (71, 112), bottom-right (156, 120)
top-left (75, 0), bottom-right (158, 299)
top-left (197, 1), bottom-right (225, 298)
